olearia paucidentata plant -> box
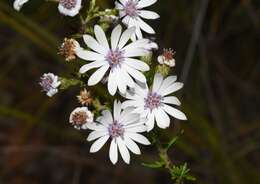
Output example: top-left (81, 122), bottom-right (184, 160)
top-left (14, 0), bottom-right (195, 183)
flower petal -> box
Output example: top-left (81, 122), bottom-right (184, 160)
top-left (76, 49), bottom-right (104, 61)
top-left (152, 73), bottom-right (163, 92)
top-left (154, 108), bottom-right (170, 129)
top-left (117, 137), bottom-right (130, 164)
top-left (163, 104), bottom-right (187, 120)
top-left (162, 96), bottom-right (181, 106)
top-left (111, 25), bottom-right (122, 50)
top-left (108, 70), bottom-right (118, 95)
top-left (123, 65), bottom-right (146, 83)
top-left (87, 131), bottom-right (108, 141)
top-left (94, 25), bottom-right (109, 49)
top-left (90, 135), bottom-right (109, 153)
top-left (83, 35), bottom-right (108, 54)
top-left (118, 27), bottom-right (136, 49)
top-left (160, 82), bottom-right (184, 96)
top-left (138, 10), bottom-right (160, 19)
top-left (79, 60), bottom-right (106, 73)
top-left (114, 100), bottom-right (122, 120)
top-left (136, 17), bottom-right (155, 34)
top-left (88, 65), bottom-right (109, 86)
top-left (124, 136), bottom-right (141, 155)
top-left (137, 0), bottom-right (157, 9)
top-left (109, 139), bottom-right (118, 164)
top-left (125, 132), bottom-right (151, 145)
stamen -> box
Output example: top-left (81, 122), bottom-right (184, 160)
top-left (123, 0), bottom-right (139, 17)
top-left (163, 48), bottom-right (175, 61)
top-left (108, 120), bottom-right (125, 138)
top-left (39, 76), bottom-right (54, 92)
top-left (60, 0), bottom-right (77, 10)
top-left (105, 48), bottom-right (124, 68)
top-left (144, 92), bottom-right (163, 110)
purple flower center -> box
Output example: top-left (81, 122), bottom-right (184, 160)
top-left (144, 92), bottom-right (162, 110)
top-left (123, 0), bottom-right (138, 17)
top-left (60, 0), bottom-right (77, 10)
top-left (108, 120), bottom-right (125, 138)
top-left (105, 48), bottom-right (124, 68)
top-left (39, 75), bottom-right (54, 92)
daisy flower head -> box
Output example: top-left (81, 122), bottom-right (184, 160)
top-left (76, 24), bottom-right (151, 96)
top-left (39, 73), bottom-right (61, 97)
top-left (69, 107), bottom-right (94, 130)
top-left (122, 73), bottom-right (187, 131)
top-left (115, 0), bottom-right (160, 41)
top-left (58, 0), bottom-right (82, 17)
top-left (13, 0), bottom-right (29, 11)
top-left (58, 38), bottom-right (81, 62)
top-left (158, 48), bottom-right (176, 67)
top-left (86, 100), bottom-right (151, 164)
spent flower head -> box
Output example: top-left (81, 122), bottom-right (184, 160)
top-left (58, 38), bottom-right (80, 62)
top-left (69, 107), bottom-right (94, 130)
top-left (158, 48), bottom-right (176, 67)
top-left (77, 89), bottom-right (93, 106)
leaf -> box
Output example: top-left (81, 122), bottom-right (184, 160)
top-left (142, 161), bottom-right (164, 169)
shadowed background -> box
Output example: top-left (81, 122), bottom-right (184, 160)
top-left (0, 0), bottom-right (260, 183)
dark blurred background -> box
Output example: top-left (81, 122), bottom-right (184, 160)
top-left (0, 0), bottom-right (260, 183)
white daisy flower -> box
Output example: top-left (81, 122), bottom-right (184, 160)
top-left (158, 48), bottom-right (176, 67)
top-left (58, 0), bottom-right (82, 17)
top-left (69, 107), bottom-right (94, 130)
top-left (122, 73), bottom-right (187, 131)
top-left (86, 100), bottom-right (151, 164)
top-left (115, 0), bottom-right (160, 41)
top-left (13, 0), bottom-right (29, 11)
top-left (39, 73), bottom-right (61, 97)
top-left (76, 24), bottom-right (151, 96)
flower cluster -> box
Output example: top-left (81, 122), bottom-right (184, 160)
top-left (15, 0), bottom-right (186, 164)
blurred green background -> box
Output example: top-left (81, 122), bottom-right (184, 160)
top-left (0, 0), bottom-right (260, 183)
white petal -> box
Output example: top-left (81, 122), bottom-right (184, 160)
top-left (152, 73), bottom-right (163, 92)
top-left (116, 70), bottom-right (127, 94)
top-left (101, 110), bottom-right (114, 124)
top-left (87, 122), bottom-right (107, 131)
top-left (109, 139), bottom-right (118, 164)
top-left (137, 0), bottom-right (157, 9)
top-left (94, 25), bottom-right (109, 49)
top-left (138, 10), bottom-right (160, 19)
top-left (136, 17), bottom-right (155, 34)
top-left (87, 131), bottom-right (108, 141)
top-left (115, 1), bottom-right (123, 9)
top-left (123, 65), bottom-right (146, 83)
top-left (146, 113), bottom-right (155, 132)
top-left (163, 104), bottom-right (187, 120)
top-left (83, 35), bottom-right (107, 54)
top-left (117, 137), bottom-right (130, 164)
top-left (122, 100), bottom-right (138, 109)
top-left (118, 27), bottom-right (136, 49)
top-left (111, 25), bottom-right (122, 50)
top-left (76, 49), bottom-right (104, 61)
top-left (113, 100), bottom-right (122, 120)
top-left (124, 136), bottom-right (141, 155)
top-left (79, 60), bottom-right (106, 73)
top-left (123, 39), bottom-right (150, 53)
top-left (154, 108), bottom-right (170, 129)
top-left (126, 125), bottom-right (147, 133)
top-left (120, 67), bottom-right (135, 88)
top-left (90, 135), bottom-right (109, 153)
top-left (160, 82), bottom-right (184, 96)
top-left (158, 75), bottom-right (177, 92)
top-left (88, 65), bottom-right (109, 86)
top-left (107, 70), bottom-right (118, 95)
top-left (125, 133), bottom-right (151, 145)
top-left (162, 96), bottom-right (181, 106)
top-left (124, 58), bottom-right (150, 72)
top-left (123, 48), bottom-right (149, 57)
